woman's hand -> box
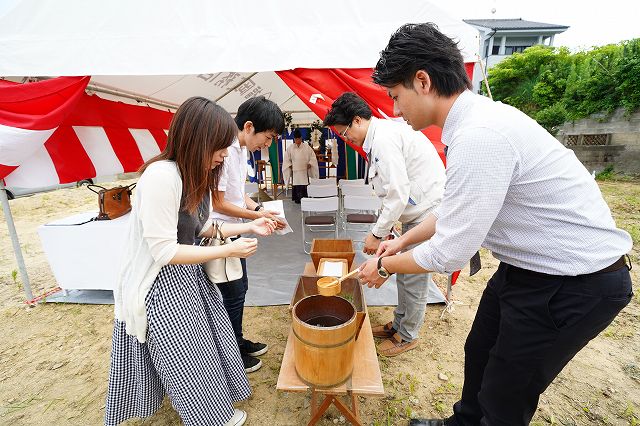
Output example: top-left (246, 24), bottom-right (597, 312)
top-left (250, 217), bottom-right (277, 236)
top-left (227, 238), bottom-right (258, 258)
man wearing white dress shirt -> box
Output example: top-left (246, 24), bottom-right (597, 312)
top-left (324, 92), bottom-right (446, 356)
top-left (358, 23), bottom-right (633, 426)
top-left (211, 96), bottom-right (285, 373)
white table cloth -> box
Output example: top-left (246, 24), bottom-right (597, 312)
top-left (38, 211), bottom-right (130, 290)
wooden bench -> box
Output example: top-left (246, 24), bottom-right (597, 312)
top-left (276, 262), bottom-right (384, 425)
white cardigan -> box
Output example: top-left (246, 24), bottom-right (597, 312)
top-left (114, 160), bottom-right (185, 343)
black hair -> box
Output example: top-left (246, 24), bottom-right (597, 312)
top-left (235, 96), bottom-right (285, 134)
top-left (293, 129), bottom-right (302, 139)
top-left (372, 23), bottom-right (471, 96)
top-left (323, 92), bottom-right (372, 127)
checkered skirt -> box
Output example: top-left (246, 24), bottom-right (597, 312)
top-left (105, 264), bottom-right (251, 426)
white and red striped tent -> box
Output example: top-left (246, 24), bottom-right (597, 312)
top-left (0, 0), bottom-right (478, 187)
top-left (0, 0), bottom-right (478, 298)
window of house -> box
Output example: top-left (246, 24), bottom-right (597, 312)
top-left (505, 46), bottom-right (530, 55)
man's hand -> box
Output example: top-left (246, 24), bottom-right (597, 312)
top-left (363, 233), bottom-right (381, 256)
top-left (357, 258), bottom-right (390, 289)
top-left (376, 237), bottom-right (404, 258)
top-left (258, 209), bottom-right (286, 230)
top-left (250, 217), bottom-right (277, 236)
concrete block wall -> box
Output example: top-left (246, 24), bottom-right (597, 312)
top-left (556, 109), bottom-right (640, 174)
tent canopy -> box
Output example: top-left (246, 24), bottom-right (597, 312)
top-left (0, 0), bottom-right (479, 122)
top-left (1, 0), bottom-right (477, 299)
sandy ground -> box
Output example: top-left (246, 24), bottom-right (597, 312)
top-left (0, 180), bottom-right (638, 426)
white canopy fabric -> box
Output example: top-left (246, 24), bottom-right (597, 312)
top-left (0, 0), bottom-right (479, 122)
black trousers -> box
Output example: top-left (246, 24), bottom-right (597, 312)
top-left (292, 184), bottom-right (308, 203)
top-left (216, 240), bottom-right (249, 349)
top-left (449, 261), bottom-right (632, 426)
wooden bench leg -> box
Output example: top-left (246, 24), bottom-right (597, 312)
top-left (350, 391), bottom-right (360, 419)
top-left (308, 390), bottom-right (363, 426)
top-left (308, 393), bottom-right (334, 426)
top-left (332, 393), bottom-right (362, 426)
top-left (311, 389), bottom-right (318, 415)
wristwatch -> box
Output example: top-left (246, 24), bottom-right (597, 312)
top-left (254, 205), bottom-right (263, 212)
top-left (371, 232), bottom-right (383, 240)
top-left (377, 257), bottom-right (392, 279)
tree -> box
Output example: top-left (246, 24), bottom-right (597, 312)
top-left (485, 39), bottom-right (640, 134)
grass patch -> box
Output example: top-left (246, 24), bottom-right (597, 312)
top-left (602, 324), bottom-right (635, 339)
top-left (596, 165), bottom-right (616, 181)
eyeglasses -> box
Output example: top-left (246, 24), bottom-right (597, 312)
top-left (340, 123), bottom-right (351, 139)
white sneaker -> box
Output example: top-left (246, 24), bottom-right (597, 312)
top-left (225, 409), bottom-right (247, 426)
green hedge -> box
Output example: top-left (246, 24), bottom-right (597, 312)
top-left (484, 39), bottom-right (640, 134)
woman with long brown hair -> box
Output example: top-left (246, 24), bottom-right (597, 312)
top-left (105, 97), bottom-right (274, 426)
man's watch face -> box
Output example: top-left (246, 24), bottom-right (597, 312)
top-left (378, 267), bottom-right (390, 278)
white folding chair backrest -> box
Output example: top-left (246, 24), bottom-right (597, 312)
top-left (341, 184), bottom-right (374, 197)
top-left (338, 178), bottom-right (365, 188)
top-left (309, 177), bottom-right (336, 186)
top-left (301, 196), bottom-right (339, 213)
top-left (343, 195), bottom-right (382, 212)
top-left (301, 196), bottom-right (339, 253)
top-left (307, 184), bottom-right (338, 198)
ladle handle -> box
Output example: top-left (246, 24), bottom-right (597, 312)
top-left (338, 268), bottom-right (360, 283)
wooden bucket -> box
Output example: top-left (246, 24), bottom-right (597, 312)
top-left (310, 239), bottom-right (355, 270)
top-left (316, 276), bottom-right (341, 296)
top-left (292, 295), bottom-right (357, 388)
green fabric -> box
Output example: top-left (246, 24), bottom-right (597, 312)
top-left (346, 144), bottom-right (357, 179)
top-left (268, 142), bottom-right (280, 183)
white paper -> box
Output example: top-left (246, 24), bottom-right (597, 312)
top-left (261, 199), bottom-right (293, 235)
top-left (320, 261), bottom-right (344, 277)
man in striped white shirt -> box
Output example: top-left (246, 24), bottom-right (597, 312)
top-left (358, 23), bottom-right (633, 426)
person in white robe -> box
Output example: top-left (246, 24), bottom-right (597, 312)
top-left (282, 129), bottom-right (319, 203)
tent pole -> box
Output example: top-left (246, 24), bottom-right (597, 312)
top-left (478, 55), bottom-right (493, 100)
top-left (0, 180), bottom-right (33, 301)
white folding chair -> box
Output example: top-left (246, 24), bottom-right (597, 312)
top-left (309, 177), bottom-right (337, 186)
top-left (343, 195), bottom-right (382, 243)
top-left (307, 184), bottom-right (338, 198)
top-left (338, 178), bottom-right (365, 189)
top-left (341, 184), bottom-right (374, 197)
top-left (339, 184), bottom-right (375, 225)
top-left (301, 196), bottom-right (339, 253)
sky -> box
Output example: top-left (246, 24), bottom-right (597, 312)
top-left (436, 0), bottom-right (639, 50)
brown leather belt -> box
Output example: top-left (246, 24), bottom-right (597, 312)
top-left (594, 255), bottom-right (630, 274)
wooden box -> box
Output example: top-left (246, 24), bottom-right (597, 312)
top-left (310, 239), bottom-right (355, 270)
top-left (290, 275), bottom-right (367, 340)
top-left (317, 258), bottom-right (349, 277)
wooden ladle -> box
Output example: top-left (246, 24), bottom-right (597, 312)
top-left (316, 268), bottom-right (360, 296)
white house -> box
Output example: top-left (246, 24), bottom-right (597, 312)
top-left (464, 18), bottom-right (569, 92)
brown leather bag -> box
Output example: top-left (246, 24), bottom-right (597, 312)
top-left (88, 183), bottom-right (136, 220)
